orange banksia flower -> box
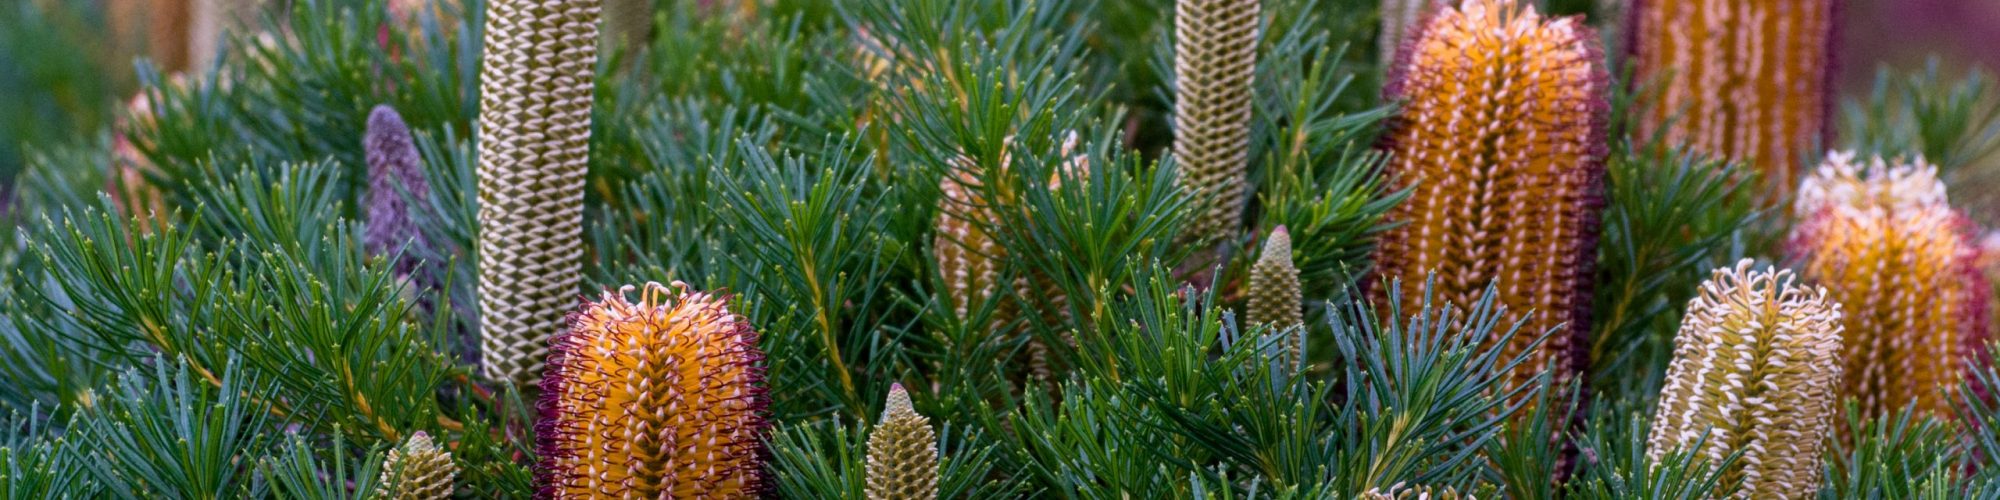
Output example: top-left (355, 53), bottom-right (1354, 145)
top-left (1789, 153), bottom-right (1987, 419)
top-left (1373, 0), bottom-right (1610, 393)
top-left (533, 282), bottom-right (770, 498)
top-left (1648, 260), bottom-right (1841, 499)
top-left (1627, 0), bottom-right (1836, 192)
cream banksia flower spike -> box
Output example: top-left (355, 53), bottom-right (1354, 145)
top-left (533, 282), bottom-right (770, 498)
top-left (1647, 260), bottom-right (1841, 499)
top-left (1373, 0), bottom-right (1610, 394)
top-left (1247, 226), bottom-right (1304, 371)
top-left (1173, 0), bottom-right (1258, 248)
top-left (936, 155), bottom-right (1004, 325)
top-left (866, 384), bottom-right (939, 500)
top-left (1788, 152), bottom-right (1987, 419)
top-left (1359, 484), bottom-right (1473, 500)
top-left (376, 431), bottom-right (458, 500)
top-left (935, 134), bottom-right (1089, 385)
top-left (475, 0), bottom-right (601, 386)
top-left (1627, 0), bottom-right (1835, 192)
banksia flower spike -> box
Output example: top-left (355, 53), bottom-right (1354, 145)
top-left (376, 431), bottom-right (458, 500)
top-left (533, 282), bottom-right (770, 498)
top-left (1647, 260), bottom-right (1841, 499)
top-left (866, 384), bottom-right (939, 500)
top-left (1789, 153), bottom-right (1986, 419)
top-left (364, 105), bottom-right (432, 277)
top-left (1627, 0), bottom-right (1836, 192)
top-left (1373, 0), bottom-right (1611, 394)
top-left (1173, 0), bottom-right (1258, 249)
top-left (935, 156), bottom-right (1003, 325)
top-left (936, 134), bottom-right (1089, 386)
top-left (1359, 484), bottom-right (1473, 500)
top-left (475, 0), bottom-right (600, 385)
top-left (1247, 226), bottom-right (1304, 371)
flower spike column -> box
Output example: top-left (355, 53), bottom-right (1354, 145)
top-left (866, 384), bottom-right (939, 500)
top-left (1372, 0), bottom-right (1611, 394)
top-left (364, 105), bottom-right (432, 277)
top-left (935, 158), bottom-right (1003, 325)
top-left (377, 431), bottom-right (459, 500)
top-left (1247, 226), bottom-right (1304, 371)
top-left (533, 283), bottom-right (770, 498)
top-left (1788, 153), bottom-right (1987, 419)
top-left (475, 0), bottom-right (600, 385)
top-left (1173, 0), bottom-right (1259, 249)
top-left (1648, 260), bottom-right (1841, 499)
top-left (1627, 0), bottom-right (1836, 192)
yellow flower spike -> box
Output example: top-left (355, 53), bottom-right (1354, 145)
top-left (1627, 0), bottom-right (1836, 192)
top-left (533, 283), bottom-right (770, 498)
top-left (1789, 152), bottom-right (1987, 419)
top-left (1373, 0), bottom-right (1611, 395)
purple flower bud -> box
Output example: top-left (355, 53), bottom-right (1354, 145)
top-left (363, 105), bottom-right (431, 276)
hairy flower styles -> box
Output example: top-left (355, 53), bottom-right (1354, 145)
top-left (1647, 260), bottom-right (1841, 499)
top-left (533, 282), bottom-right (770, 498)
top-left (1788, 152), bottom-right (1987, 419)
top-left (1627, 0), bottom-right (1836, 192)
top-left (1373, 0), bottom-right (1611, 394)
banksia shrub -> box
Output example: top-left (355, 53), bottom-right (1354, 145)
top-left (363, 105), bottom-right (431, 276)
top-left (1247, 226), bottom-right (1304, 370)
top-left (376, 431), bottom-right (457, 500)
top-left (534, 283), bottom-right (770, 498)
top-left (1373, 0), bottom-right (1610, 393)
top-left (1647, 260), bottom-right (1841, 499)
top-left (1789, 153), bottom-right (1986, 418)
top-left (866, 383), bottom-right (939, 500)
top-left (1173, 0), bottom-right (1258, 247)
top-left (475, 0), bottom-right (600, 385)
top-left (1627, 0), bottom-right (1836, 192)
